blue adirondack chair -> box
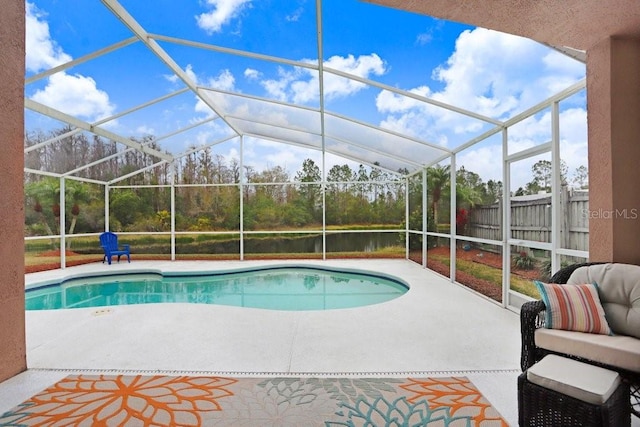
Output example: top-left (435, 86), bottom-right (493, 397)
top-left (100, 232), bottom-right (131, 265)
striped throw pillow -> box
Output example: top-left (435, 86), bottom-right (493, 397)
top-left (534, 281), bottom-right (612, 335)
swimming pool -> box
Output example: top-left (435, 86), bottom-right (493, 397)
top-left (25, 267), bottom-right (408, 311)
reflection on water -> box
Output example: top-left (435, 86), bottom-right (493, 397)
top-left (243, 232), bottom-right (400, 254)
top-left (26, 268), bottom-right (408, 311)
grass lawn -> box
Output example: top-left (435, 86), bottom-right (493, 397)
top-left (429, 253), bottom-right (540, 299)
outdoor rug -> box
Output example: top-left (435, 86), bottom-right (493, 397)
top-left (0, 375), bottom-right (507, 426)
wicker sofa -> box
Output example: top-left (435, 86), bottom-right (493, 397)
top-left (520, 262), bottom-right (640, 417)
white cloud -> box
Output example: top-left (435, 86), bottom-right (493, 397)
top-left (31, 72), bottom-right (115, 122)
top-left (192, 68), bottom-right (237, 116)
top-left (196, 130), bottom-right (214, 146)
top-left (208, 69), bottom-right (236, 91)
top-left (542, 50), bottom-right (585, 76)
top-left (196, 0), bottom-right (251, 34)
top-left (455, 107), bottom-right (588, 190)
top-left (261, 67), bottom-right (300, 102)
top-left (243, 136), bottom-right (321, 174)
top-left (187, 55), bottom-right (387, 168)
top-left (259, 53), bottom-right (387, 104)
top-left (184, 64), bottom-right (198, 84)
top-left (416, 20), bottom-right (443, 46)
top-left (416, 32), bottom-right (433, 45)
top-left (163, 119), bottom-right (238, 154)
top-left (429, 28), bottom-right (548, 118)
top-left (26, 3), bottom-right (116, 123)
top-left (376, 86), bottom-right (431, 113)
top-left (375, 28), bottom-right (586, 148)
top-left (135, 125), bottom-right (155, 136)
top-left (195, 97), bottom-right (217, 117)
top-left (164, 73), bottom-right (180, 84)
top-left (379, 110), bottom-right (448, 147)
top-left (558, 107), bottom-right (588, 172)
top-left (167, 66), bottom-right (236, 119)
top-left (25, 2), bottom-right (72, 73)
top-left (323, 54), bottom-right (386, 98)
top-left (457, 142), bottom-right (503, 182)
top-left (286, 7), bottom-right (304, 22)
top-left (193, 123), bottom-right (236, 147)
top-left (457, 139), bottom-right (547, 192)
top-left (185, 65), bottom-right (236, 90)
top-left (244, 68), bottom-right (262, 80)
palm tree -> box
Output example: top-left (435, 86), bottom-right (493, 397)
top-left (25, 178), bottom-right (60, 237)
top-left (456, 170), bottom-right (484, 211)
top-left (427, 164), bottom-right (451, 229)
top-left (65, 181), bottom-right (90, 240)
top-left (26, 178), bottom-right (91, 248)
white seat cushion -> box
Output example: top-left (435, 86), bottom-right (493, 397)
top-left (535, 328), bottom-right (640, 373)
top-left (527, 354), bottom-right (621, 405)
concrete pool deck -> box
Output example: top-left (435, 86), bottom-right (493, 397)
top-left (3, 259), bottom-right (524, 423)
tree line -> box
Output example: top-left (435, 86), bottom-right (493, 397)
top-left (24, 127), bottom-right (587, 239)
top-left (24, 127), bottom-right (406, 236)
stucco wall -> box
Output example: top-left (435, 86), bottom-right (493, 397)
top-left (587, 38), bottom-right (640, 264)
top-left (366, 0), bottom-right (640, 51)
top-left (0, 0), bottom-right (26, 381)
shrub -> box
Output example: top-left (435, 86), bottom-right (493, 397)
top-left (513, 251), bottom-right (536, 270)
top-left (540, 259), bottom-right (571, 281)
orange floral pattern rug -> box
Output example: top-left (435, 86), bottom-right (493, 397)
top-left (0, 375), bottom-right (507, 426)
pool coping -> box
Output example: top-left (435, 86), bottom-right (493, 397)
top-left (25, 263), bottom-right (410, 291)
top-left (25, 263), bottom-right (410, 311)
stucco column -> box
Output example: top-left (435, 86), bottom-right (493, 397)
top-left (587, 37), bottom-right (640, 264)
top-left (0, 1), bottom-right (26, 381)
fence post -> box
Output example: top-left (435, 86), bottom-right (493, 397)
top-left (561, 185), bottom-right (570, 249)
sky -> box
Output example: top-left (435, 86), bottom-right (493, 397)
top-left (24, 0), bottom-right (588, 189)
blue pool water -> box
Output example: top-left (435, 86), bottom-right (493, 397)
top-left (25, 267), bottom-right (408, 311)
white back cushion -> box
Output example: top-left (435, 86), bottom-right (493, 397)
top-left (569, 263), bottom-right (640, 338)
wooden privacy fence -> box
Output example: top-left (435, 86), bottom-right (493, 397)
top-left (468, 188), bottom-right (589, 251)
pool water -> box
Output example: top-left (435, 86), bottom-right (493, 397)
top-left (25, 267), bottom-right (408, 311)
